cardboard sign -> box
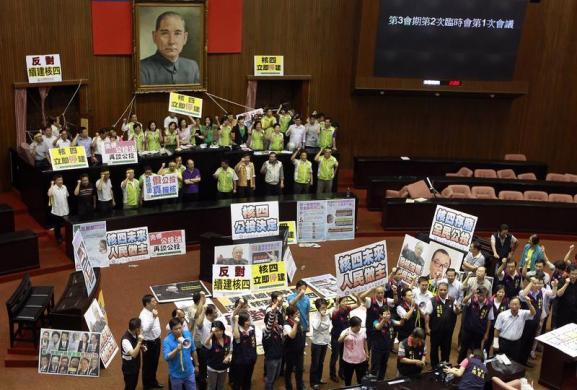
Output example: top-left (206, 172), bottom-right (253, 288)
top-left (38, 328), bottom-right (100, 377)
top-left (279, 220), bottom-right (297, 244)
top-left (396, 235), bottom-right (430, 286)
top-left (150, 280), bottom-right (211, 303)
top-left (26, 54), bottom-right (62, 83)
top-left (149, 230), bottom-right (186, 257)
top-left (143, 174), bottom-right (179, 201)
top-left (106, 227), bottom-right (150, 264)
top-left (303, 274), bottom-right (339, 299)
top-left (102, 140), bottom-right (138, 165)
top-left (83, 299), bottom-right (119, 368)
top-left (334, 240), bottom-right (388, 296)
top-left (254, 55), bottom-right (284, 76)
top-left (251, 262), bottom-right (288, 292)
top-left (49, 146), bottom-right (88, 171)
top-left (169, 92), bottom-right (203, 118)
top-left (212, 265), bottom-right (252, 297)
top-left (230, 201), bottom-right (280, 240)
top-left (73, 221), bottom-right (109, 268)
top-left (72, 232), bottom-right (97, 297)
top-left (429, 205), bottom-right (478, 252)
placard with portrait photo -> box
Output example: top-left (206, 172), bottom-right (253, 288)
top-left (134, 2), bottom-right (207, 93)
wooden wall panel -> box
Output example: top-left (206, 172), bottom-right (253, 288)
top-left (0, 0), bottom-right (576, 191)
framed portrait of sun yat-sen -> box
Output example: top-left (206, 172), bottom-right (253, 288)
top-left (134, 1), bottom-right (207, 93)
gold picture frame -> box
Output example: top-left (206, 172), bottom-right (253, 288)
top-left (134, 1), bottom-right (207, 93)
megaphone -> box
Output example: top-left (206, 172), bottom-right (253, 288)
top-left (178, 336), bottom-right (192, 349)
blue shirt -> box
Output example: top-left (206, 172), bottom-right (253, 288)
top-left (163, 330), bottom-right (196, 379)
top-left (288, 291), bottom-right (310, 332)
top-left (76, 136), bottom-right (92, 157)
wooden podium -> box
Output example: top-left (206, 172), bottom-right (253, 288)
top-left (536, 324), bottom-right (577, 390)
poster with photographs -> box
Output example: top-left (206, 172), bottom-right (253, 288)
top-left (423, 241), bottom-right (465, 280)
top-left (72, 221), bottom-right (109, 268)
top-left (325, 198), bottom-right (356, 241)
top-left (303, 274), bottom-right (339, 299)
top-left (250, 241), bottom-right (283, 264)
top-left (38, 328), bottom-right (100, 377)
top-left (150, 280), bottom-right (211, 303)
top-left (396, 235), bottom-right (431, 286)
top-left (72, 231), bottom-right (97, 296)
top-left (297, 200), bottom-right (327, 242)
top-left (83, 299), bottom-right (119, 368)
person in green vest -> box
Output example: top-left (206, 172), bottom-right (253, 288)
top-left (121, 168), bottom-right (141, 209)
top-left (260, 108), bottom-right (277, 132)
top-left (163, 122), bottom-right (180, 151)
top-left (213, 159), bottom-right (238, 199)
top-left (268, 124), bottom-right (284, 151)
top-left (318, 117), bottom-right (337, 150)
top-left (248, 122), bottom-right (265, 151)
top-left (121, 113), bottom-right (140, 139)
top-left (129, 123), bottom-right (146, 152)
top-left (315, 148), bottom-right (339, 194)
top-left (200, 116), bottom-right (215, 145)
top-left (278, 108), bottom-right (292, 134)
top-left (218, 118), bottom-right (233, 147)
top-left (291, 148), bottom-right (313, 194)
top-left (145, 121), bottom-right (162, 152)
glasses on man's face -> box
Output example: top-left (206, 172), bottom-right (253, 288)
top-left (432, 258), bottom-right (450, 271)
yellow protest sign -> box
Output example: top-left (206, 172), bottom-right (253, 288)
top-left (251, 261), bottom-right (287, 292)
top-left (279, 220), bottom-right (297, 244)
top-left (49, 146), bottom-right (88, 171)
top-left (254, 55), bottom-right (284, 76)
top-left (168, 92), bottom-right (203, 118)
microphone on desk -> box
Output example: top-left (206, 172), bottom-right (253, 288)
top-left (426, 177), bottom-right (439, 199)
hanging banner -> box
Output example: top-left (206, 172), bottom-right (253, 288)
top-left (49, 146), bottom-right (89, 171)
top-left (230, 201), bottom-right (279, 240)
top-left (297, 200), bottom-right (327, 242)
top-left (102, 140), bottom-right (138, 165)
top-left (72, 232), bottom-right (97, 297)
top-left (105, 227), bottom-right (150, 264)
top-left (143, 174), bottom-right (179, 201)
top-left (73, 221), bottom-right (109, 269)
top-left (26, 54), bottom-right (62, 83)
top-left (429, 205), bottom-right (478, 252)
top-left (83, 300), bottom-right (119, 368)
top-left (38, 328), bottom-right (100, 377)
top-left (279, 220), bottom-right (297, 244)
top-left (150, 280), bottom-right (211, 303)
top-left (168, 92), bottom-right (203, 118)
top-left (212, 264), bottom-right (252, 297)
top-left (251, 261), bottom-right (287, 292)
top-left (397, 234), bottom-right (430, 286)
top-left (303, 274), bottom-right (339, 299)
top-left (326, 198), bottom-right (356, 241)
top-left (334, 240), bottom-right (388, 296)
top-left (254, 55), bottom-right (284, 76)
top-left (149, 230), bottom-right (186, 257)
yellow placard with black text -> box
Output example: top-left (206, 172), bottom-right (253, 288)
top-left (251, 261), bottom-right (287, 291)
top-left (168, 92), bottom-right (203, 118)
top-left (254, 55), bottom-right (284, 76)
top-left (49, 146), bottom-right (88, 171)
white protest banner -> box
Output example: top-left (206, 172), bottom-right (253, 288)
top-left (73, 221), bottom-right (109, 269)
top-left (296, 200), bottom-right (327, 242)
top-left (143, 174), bottom-right (179, 201)
top-left (429, 205), bottom-right (478, 252)
top-left (231, 201), bottom-right (279, 240)
top-left (212, 264), bottom-right (252, 297)
top-left (38, 328), bottom-right (100, 377)
top-left (26, 54), bottom-right (62, 83)
top-left (72, 231), bottom-right (97, 296)
top-left (396, 235), bottom-right (430, 286)
top-left (283, 247), bottom-right (297, 282)
top-left (106, 227), bottom-right (150, 264)
top-left (303, 274), bottom-right (339, 299)
top-left (535, 323), bottom-right (577, 358)
top-left (326, 198), bottom-right (356, 241)
top-left (149, 230), bottom-right (186, 257)
top-left (334, 240), bottom-right (388, 296)
top-left (83, 299), bottom-right (119, 368)
top-left (102, 140), bottom-right (138, 165)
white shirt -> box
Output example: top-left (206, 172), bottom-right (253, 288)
top-left (287, 124), bottom-right (305, 147)
top-left (519, 287), bottom-right (555, 319)
top-left (310, 311), bottom-right (331, 345)
top-left (96, 179), bottom-right (113, 201)
top-left (49, 185), bottom-right (69, 216)
top-left (55, 138), bottom-right (71, 148)
top-left (196, 317), bottom-right (212, 348)
top-left (43, 134), bottom-right (58, 149)
top-left (411, 288), bottom-right (433, 315)
top-left (261, 161), bottom-right (284, 185)
top-left (121, 338), bottom-right (136, 360)
top-left (463, 252), bottom-right (485, 269)
top-left (495, 309), bottom-right (532, 341)
top-left (139, 308), bottom-right (161, 341)
top-left (438, 279), bottom-right (463, 303)
top-left (31, 141), bottom-right (48, 160)
top-left (94, 137), bottom-right (106, 156)
top-left (164, 115), bottom-right (178, 130)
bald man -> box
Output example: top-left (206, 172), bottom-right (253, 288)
top-left (140, 11), bottom-right (200, 85)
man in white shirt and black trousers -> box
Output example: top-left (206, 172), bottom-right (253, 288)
top-left (492, 296), bottom-right (536, 363)
top-left (139, 294), bottom-right (163, 389)
top-left (122, 317), bottom-right (145, 390)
